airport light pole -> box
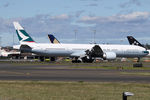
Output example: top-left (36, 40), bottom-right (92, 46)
top-left (13, 31), bottom-right (14, 45)
top-left (0, 36), bottom-right (1, 47)
top-left (74, 30), bottom-right (77, 41)
top-left (93, 30), bottom-right (96, 44)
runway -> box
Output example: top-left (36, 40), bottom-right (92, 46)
top-left (0, 63), bottom-right (150, 82)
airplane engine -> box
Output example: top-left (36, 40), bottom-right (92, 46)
top-left (103, 52), bottom-right (116, 60)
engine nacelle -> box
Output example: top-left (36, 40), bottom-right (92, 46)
top-left (103, 52), bottom-right (116, 60)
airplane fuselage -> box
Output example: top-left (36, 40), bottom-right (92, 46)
top-left (23, 43), bottom-right (148, 58)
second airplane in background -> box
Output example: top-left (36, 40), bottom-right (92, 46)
top-left (48, 34), bottom-right (60, 44)
top-left (13, 22), bottom-right (149, 63)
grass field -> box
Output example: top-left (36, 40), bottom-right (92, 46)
top-left (0, 81), bottom-right (149, 100)
top-left (70, 62), bottom-right (150, 70)
top-left (11, 61), bottom-right (150, 70)
top-left (1, 60), bottom-right (150, 70)
top-left (0, 61), bottom-right (149, 100)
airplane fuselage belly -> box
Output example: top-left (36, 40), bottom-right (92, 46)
top-left (32, 49), bottom-right (72, 57)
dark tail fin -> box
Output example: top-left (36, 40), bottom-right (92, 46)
top-left (127, 36), bottom-right (144, 47)
top-left (48, 34), bottom-right (60, 44)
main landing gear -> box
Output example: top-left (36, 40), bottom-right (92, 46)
top-left (82, 56), bottom-right (94, 63)
top-left (133, 57), bottom-right (143, 67)
top-left (72, 57), bottom-right (94, 63)
top-left (39, 56), bottom-right (56, 62)
top-left (72, 57), bottom-right (81, 63)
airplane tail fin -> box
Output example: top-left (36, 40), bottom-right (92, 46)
top-left (48, 34), bottom-right (60, 44)
top-left (127, 36), bottom-right (144, 47)
top-left (13, 22), bottom-right (35, 44)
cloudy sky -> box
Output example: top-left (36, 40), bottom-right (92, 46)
top-left (0, 0), bottom-right (150, 46)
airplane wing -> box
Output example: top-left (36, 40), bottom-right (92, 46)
top-left (70, 50), bottom-right (86, 57)
top-left (71, 45), bottom-right (103, 57)
top-left (71, 45), bottom-right (117, 62)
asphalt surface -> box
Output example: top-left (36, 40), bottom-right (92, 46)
top-left (0, 63), bottom-right (150, 82)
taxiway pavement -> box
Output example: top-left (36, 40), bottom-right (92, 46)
top-left (0, 63), bottom-right (150, 82)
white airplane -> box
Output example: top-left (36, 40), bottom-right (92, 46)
top-left (13, 22), bottom-right (149, 63)
top-left (0, 47), bottom-right (20, 57)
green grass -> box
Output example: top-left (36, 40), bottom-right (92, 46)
top-left (1, 61), bottom-right (150, 70)
top-left (121, 72), bottom-right (150, 76)
top-left (70, 62), bottom-right (150, 70)
top-left (0, 81), bottom-right (149, 100)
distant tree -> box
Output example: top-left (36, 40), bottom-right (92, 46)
top-left (144, 43), bottom-right (150, 49)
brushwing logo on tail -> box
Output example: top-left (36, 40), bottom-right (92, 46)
top-left (18, 30), bottom-right (29, 42)
top-left (132, 41), bottom-right (139, 46)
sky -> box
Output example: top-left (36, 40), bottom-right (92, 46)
top-left (0, 0), bottom-right (150, 46)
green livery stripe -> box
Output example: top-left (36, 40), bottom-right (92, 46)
top-left (16, 30), bottom-right (22, 41)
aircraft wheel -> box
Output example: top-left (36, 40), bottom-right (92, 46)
top-left (51, 57), bottom-right (55, 61)
top-left (40, 56), bottom-right (44, 62)
top-left (82, 57), bottom-right (94, 63)
top-left (72, 60), bottom-right (81, 63)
